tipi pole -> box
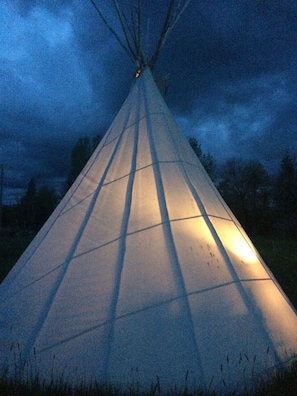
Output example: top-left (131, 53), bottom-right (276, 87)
top-left (102, 84), bottom-right (140, 381)
top-left (178, 157), bottom-right (282, 366)
top-left (142, 73), bottom-right (206, 388)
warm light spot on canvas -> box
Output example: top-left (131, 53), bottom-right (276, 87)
top-left (231, 238), bottom-right (258, 264)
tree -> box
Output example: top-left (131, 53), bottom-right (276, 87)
top-left (66, 135), bottom-right (102, 190)
top-left (188, 137), bottom-right (202, 158)
top-left (35, 186), bottom-right (60, 228)
top-left (273, 153), bottom-right (297, 236)
top-left (1, 204), bottom-right (19, 230)
top-left (188, 137), bottom-right (217, 180)
top-left (218, 158), bottom-right (272, 234)
top-left (16, 179), bottom-right (60, 231)
top-left (18, 178), bottom-right (37, 229)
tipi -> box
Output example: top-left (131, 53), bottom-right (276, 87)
top-left (0, 1), bottom-right (296, 394)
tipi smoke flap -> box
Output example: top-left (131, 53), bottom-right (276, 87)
top-left (0, 67), bottom-right (296, 394)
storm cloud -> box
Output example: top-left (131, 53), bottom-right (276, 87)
top-left (1, 0), bottom-right (296, 203)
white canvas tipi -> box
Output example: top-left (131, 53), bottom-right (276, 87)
top-left (1, 2), bottom-right (297, 394)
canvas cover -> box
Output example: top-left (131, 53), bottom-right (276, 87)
top-left (0, 69), bottom-right (296, 393)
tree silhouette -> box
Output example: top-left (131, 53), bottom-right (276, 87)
top-left (188, 137), bottom-right (217, 180)
top-left (273, 153), bottom-right (297, 236)
top-left (66, 135), bottom-right (102, 191)
top-left (218, 158), bottom-right (272, 234)
top-left (18, 178), bottom-right (37, 229)
top-left (16, 179), bottom-right (60, 231)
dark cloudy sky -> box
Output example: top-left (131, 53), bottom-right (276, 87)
top-left (1, 0), bottom-right (296, 204)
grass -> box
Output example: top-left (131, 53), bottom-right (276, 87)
top-left (251, 235), bottom-right (297, 309)
top-left (255, 360), bottom-right (297, 396)
top-left (0, 376), bottom-right (123, 396)
top-left (0, 231), bottom-right (296, 395)
top-left (0, 362), bottom-right (297, 396)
